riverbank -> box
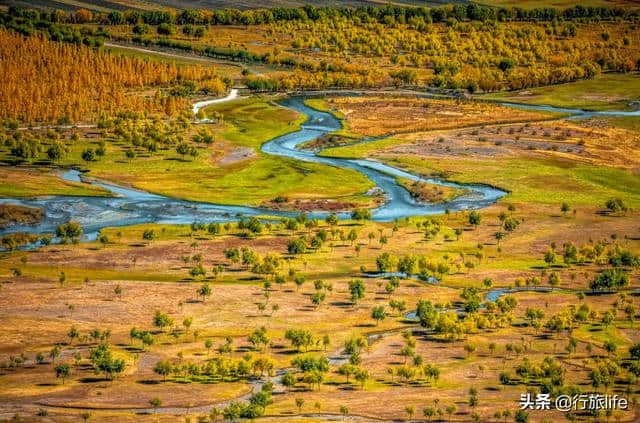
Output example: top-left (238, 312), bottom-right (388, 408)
top-left (0, 95), bottom-right (510, 245)
top-left (0, 203), bottom-right (43, 229)
top-left (481, 73), bottom-right (640, 112)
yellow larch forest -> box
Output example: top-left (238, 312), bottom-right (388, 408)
top-left (0, 29), bottom-right (227, 123)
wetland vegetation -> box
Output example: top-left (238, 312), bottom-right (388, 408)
top-left (0, 1), bottom-right (639, 422)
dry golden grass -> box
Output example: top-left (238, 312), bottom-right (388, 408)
top-left (397, 177), bottom-right (468, 204)
top-left (391, 118), bottom-right (640, 169)
top-left (326, 96), bottom-right (557, 137)
top-left (0, 200), bottom-right (639, 421)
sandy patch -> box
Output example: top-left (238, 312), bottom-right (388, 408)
top-left (217, 147), bottom-right (256, 166)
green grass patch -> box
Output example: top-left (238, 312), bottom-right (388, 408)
top-left (319, 136), bottom-right (405, 159)
top-left (206, 97), bottom-right (307, 149)
top-left (322, 132), bottom-right (640, 207)
top-left (99, 223), bottom-right (195, 241)
top-left (573, 322), bottom-right (630, 346)
top-left (482, 73), bottom-right (640, 111)
top-left (380, 155), bottom-right (640, 207)
top-left (0, 168), bottom-right (110, 198)
top-left (304, 98), bottom-right (345, 119)
top-left (7, 264), bottom-right (182, 283)
top-left (0, 97), bottom-right (373, 206)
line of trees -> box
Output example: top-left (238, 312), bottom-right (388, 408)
top-left (4, 4), bottom-right (638, 96)
top-left (6, 4), bottom-right (638, 29)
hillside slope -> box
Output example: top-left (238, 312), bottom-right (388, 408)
top-left (0, 0), bottom-right (461, 12)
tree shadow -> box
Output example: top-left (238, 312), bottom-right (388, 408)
top-left (327, 299), bottom-right (352, 307)
top-left (137, 379), bottom-right (161, 385)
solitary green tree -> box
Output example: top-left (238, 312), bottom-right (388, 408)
top-left (149, 397), bottom-right (162, 413)
top-left (282, 371), bottom-right (296, 391)
top-left (405, 405), bottom-right (415, 420)
top-left (50, 345), bottom-right (61, 364)
top-left (446, 404), bottom-right (457, 421)
top-left (153, 311), bottom-right (174, 332)
top-left (114, 284), bottom-right (122, 299)
top-left (371, 305), bottom-right (386, 326)
top-left (142, 229), bottom-right (157, 242)
top-left (153, 360), bottom-right (172, 382)
top-left (349, 279), bottom-right (366, 305)
top-left (468, 211), bottom-right (481, 229)
top-left (209, 407), bottom-right (221, 423)
top-left (67, 325), bottom-right (79, 345)
top-left (197, 283), bottom-right (212, 302)
top-left (423, 407), bottom-right (436, 421)
top-left (340, 405), bottom-right (349, 418)
top-left (55, 363), bottom-right (71, 384)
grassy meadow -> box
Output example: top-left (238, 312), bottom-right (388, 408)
top-left (1, 196), bottom-right (638, 421)
top-left (319, 97), bottom-right (640, 208)
top-left (2, 88), bottom-right (640, 423)
top-left (0, 97), bottom-right (374, 208)
top-left (0, 168), bottom-right (110, 198)
top-left (482, 73), bottom-right (640, 112)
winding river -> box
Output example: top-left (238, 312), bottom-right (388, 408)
top-left (0, 92), bottom-right (507, 241)
top-left (1, 93), bottom-right (638, 244)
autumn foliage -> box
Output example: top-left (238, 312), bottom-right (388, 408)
top-left (0, 29), bottom-right (227, 123)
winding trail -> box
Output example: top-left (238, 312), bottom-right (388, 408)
top-left (192, 88), bottom-right (239, 116)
